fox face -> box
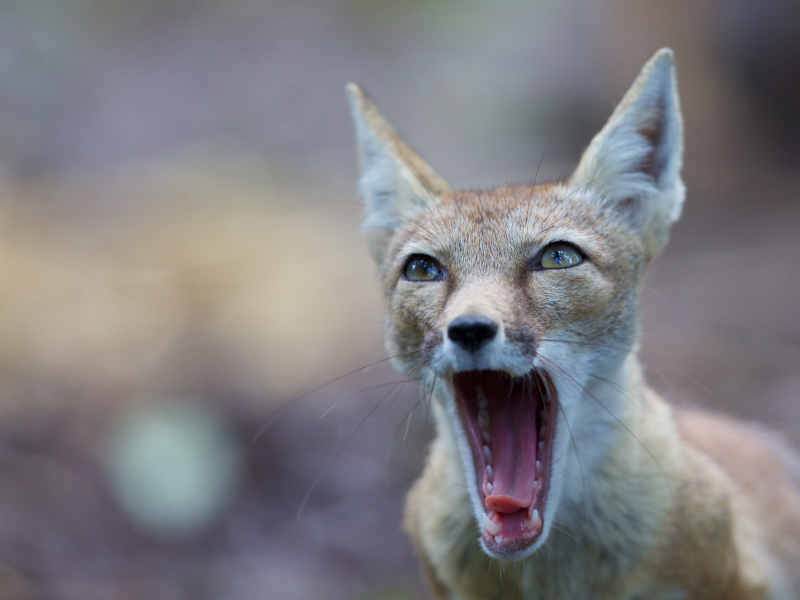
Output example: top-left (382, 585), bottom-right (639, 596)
top-left (348, 49), bottom-right (684, 560)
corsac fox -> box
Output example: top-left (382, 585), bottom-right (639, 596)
top-left (346, 49), bottom-right (800, 599)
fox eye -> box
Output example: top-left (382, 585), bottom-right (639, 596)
top-left (534, 242), bottom-right (584, 270)
top-left (404, 255), bottom-right (445, 281)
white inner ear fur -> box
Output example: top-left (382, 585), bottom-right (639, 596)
top-left (569, 48), bottom-right (685, 259)
top-left (346, 84), bottom-right (449, 266)
top-left (352, 119), bottom-right (429, 230)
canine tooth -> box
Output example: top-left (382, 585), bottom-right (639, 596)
top-left (525, 510), bottom-right (540, 530)
top-left (487, 482), bottom-right (492, 491)
top-left (483, 513), bottom-right (501, 536)
top-left (482, 430), bottom-right (491, 443)
top-left (483, 445), bottom-right (493, 464)
top-left (538, 441), bottom-right (543, 453)
top-left (486, 465), bottom-right (493, 479)
top-left (536, 460), bottom-right (541, 471)
top-left (476, 385), bottom-right (489, 409)
top-left (494, 535), bottom-right (503, 544)
top-left (525, 509), bottom-right (540, 530)
top-left (533, 480), bottom-right (539, 490)
top-left (478, 413), bottom-right (490, 430)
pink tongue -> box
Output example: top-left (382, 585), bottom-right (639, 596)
top-left (484, 382), bottom-right (539, 514)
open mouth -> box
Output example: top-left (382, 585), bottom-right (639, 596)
top-left (453, 369), bottom-right (557, 555)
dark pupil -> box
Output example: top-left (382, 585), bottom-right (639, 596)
top-left (552, 250), bottom-right (565, 266)
top-left (412, 259), bottom-right (437, 279)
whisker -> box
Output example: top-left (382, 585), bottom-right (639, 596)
top-left (424, 374), bottom-right (437, 484)
top-left (538, 338), bottom-right (712, 396)
top-left (538, 355), bottom-right (674, 502)
top-left (315, 380), bottom-right (404, 422)
top-left (527, 106), bottom-right (569, 218)
top-left (295, 360), bottom-right (427, 520)
top-left (423, 374), bottom-right (466, 488)
top-left (535, 363), bottom-right (590, 526)
top-left (587, 374), bottom-right (645, 411)
top-left (381, 377), bottom-right (432, 475)
top-left (386, 378), bottom-right (435, 461)
top-left (404, 397), bottom-right (421, 442)
top-left (376, 374), bottom-right (419, 461)
top-left (550, 522), bottom-right (590, 559)
top-left (252, 348), bottom-right (422, 442)
top-left (317, 400), bottom-right (343, 423)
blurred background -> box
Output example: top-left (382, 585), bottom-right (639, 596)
top-left (0, 0), bottom-right (798, 598)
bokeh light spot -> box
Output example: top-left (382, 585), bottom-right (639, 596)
top-left (106, 399), bottom-right (244, 538)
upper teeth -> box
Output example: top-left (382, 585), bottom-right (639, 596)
top-left (476, 385), bottom-right (489, 409)
top-left (476, 385), bottom-right (493, 475)
top-left (478, 412), bottom-right (490, 430)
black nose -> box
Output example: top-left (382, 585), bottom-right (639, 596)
top-left (447, 315), bottom-right (498, 352)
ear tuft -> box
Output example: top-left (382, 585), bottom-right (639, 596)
top-left (346, 84), bottom-right (449, 266)
top-left (569, 48), bottom-right (685, 258)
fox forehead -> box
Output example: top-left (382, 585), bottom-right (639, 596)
top-left (384, 184), bottom-right (642, 287)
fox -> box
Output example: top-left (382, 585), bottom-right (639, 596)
top-left (345, 49), bottom-right (800, 599)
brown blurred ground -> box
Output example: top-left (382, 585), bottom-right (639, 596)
top-left (0, 1), bottom-right (798, 599)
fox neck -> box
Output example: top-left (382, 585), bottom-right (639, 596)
top-left (547, 352), bottom-right (673, 545)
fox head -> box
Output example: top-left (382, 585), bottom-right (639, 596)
top-left (347, 49), bottom-right (684, 559)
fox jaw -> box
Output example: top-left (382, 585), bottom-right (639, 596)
top-left (347, 48), bottom-right (684, 560)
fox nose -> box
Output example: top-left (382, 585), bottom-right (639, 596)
top-left (447, 315), bottom-right (498, 352)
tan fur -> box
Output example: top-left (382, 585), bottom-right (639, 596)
top-left (348, 49), bottom-right (800, 599)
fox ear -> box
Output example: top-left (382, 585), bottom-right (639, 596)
top-left (346, 83), bottom-right (450, 265)
top-left (569, 48), bottom-right (684, 259)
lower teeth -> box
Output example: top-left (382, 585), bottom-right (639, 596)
top-left (525, 509), bottom-right (540, 530)
top-left (483, 513), bottom-right (501, 535)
